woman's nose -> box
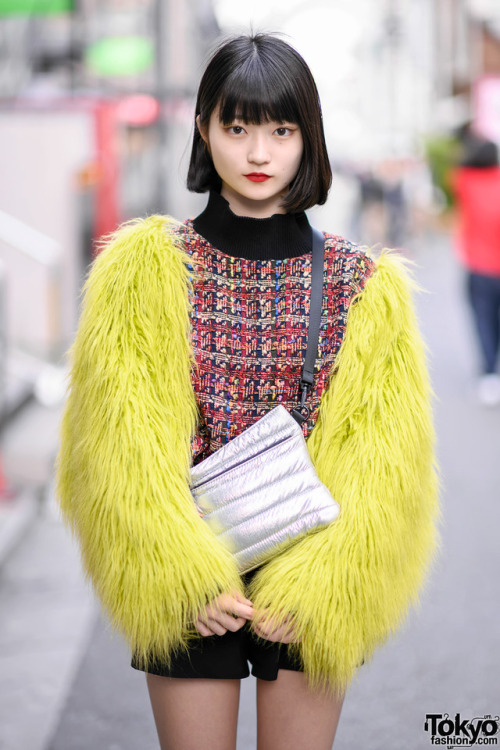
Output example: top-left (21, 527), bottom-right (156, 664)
top-left (247, 134), bottom-right (271, 164)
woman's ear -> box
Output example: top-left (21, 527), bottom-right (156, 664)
top-left (196, 115), bottom-right (208, 145)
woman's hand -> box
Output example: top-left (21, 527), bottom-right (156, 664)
top-left (252, 611), bottom-right (302, 644)
top-left (194, 590), bottom-right (254, 637)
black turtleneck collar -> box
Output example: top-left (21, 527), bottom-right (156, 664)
top-left (192, 191), bottom-right (312, 260)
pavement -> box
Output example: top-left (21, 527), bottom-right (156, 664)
top-left (0, 229), bottom-right (499, 750)
top-left (0, 394), bottom-right (61, 569)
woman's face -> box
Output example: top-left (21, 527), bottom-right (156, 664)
top-left (198, 109), bottom-right (303, 218)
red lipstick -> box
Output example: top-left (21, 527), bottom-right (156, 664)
top-left (244, 173), bottom-right (271, 182)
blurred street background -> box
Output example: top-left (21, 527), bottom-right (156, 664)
top-left (0, 1), bottom-right (499, 749)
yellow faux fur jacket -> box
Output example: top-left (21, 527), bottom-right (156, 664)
top-left (57, 216), bottom-right (439, 692)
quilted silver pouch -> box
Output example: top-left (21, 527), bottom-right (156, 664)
top-left (190, 404), bottom-right (340, 573)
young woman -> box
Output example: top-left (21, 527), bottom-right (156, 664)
top-left (57, 34), bottom-right (439, 750)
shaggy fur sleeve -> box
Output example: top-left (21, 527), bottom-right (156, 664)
top-left (247, 252), bottom-right (440, 692)
top-left (56, 216), bottom-right (241, 668)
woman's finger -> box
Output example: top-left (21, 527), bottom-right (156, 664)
top-left (209, 611), bottom-right (247, 632)
top-left (206, 598), bottom-right (253, 622)
top-left (257, 626), bottom-right (298, 643)
top-left (254, 614), bottom-right (285, 636)
top-left (278, 627), bottom-right (301, 644)
top-left (194, 620), bottom-right (216, 637)
top-left (208, 611), bottom-right (247, 632)
top-left (204, 618), bottom-right (228, 636)
top-left (231, 590), bottom-right (254, 607)
top-left (255, 624), bottom-right (284, 642)
top-left (195, 591), bottom-right (254, 638)
top-left (223, 593), bottom-right (254, 618)
top-left (253, 620), bottom-right (279, 639)
top-left (253, 615), bottom-right (301, 643)
top-left (224, 615), bottom-right (247, 632)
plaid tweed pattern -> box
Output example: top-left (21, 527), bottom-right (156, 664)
top-left (177, 221), bottom-right (375, 463)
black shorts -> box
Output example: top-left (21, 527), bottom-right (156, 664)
top-left (131, 568), bottom-right (303, 681)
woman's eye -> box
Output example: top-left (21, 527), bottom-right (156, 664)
top-left (228, 125), bottom-right (245, 135)
top-left (274, 127), bottom-right (292, 137)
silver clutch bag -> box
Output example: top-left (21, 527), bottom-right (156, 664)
top-left (190, 404), bottom-right (340, 573)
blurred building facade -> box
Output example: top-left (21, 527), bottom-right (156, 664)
top-left (1, 0), bottom-right (500, 419)
top-left (0, 0), bottom-right (218, 421)
top-left (433, 0), bottom-right (500, 137)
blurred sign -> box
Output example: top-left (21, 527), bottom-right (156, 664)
top-left (0, 0), bottom-right (73, 14)
top-left (117, 95), bottom-right (160, 127)
top-left (86, 37), bottom-right (154, 77)
top-left (474, 76), bottom-right (500, 142)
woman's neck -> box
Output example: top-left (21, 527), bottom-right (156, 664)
top-left (191, 191), bottom-right (312, 261)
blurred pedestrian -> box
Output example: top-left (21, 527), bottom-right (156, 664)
top-left (451, 136), bottom-right (500, 406)
top-left (57, 34), bottom-right (439, 750)
top-left (355, 168), bottom-right (387, 246)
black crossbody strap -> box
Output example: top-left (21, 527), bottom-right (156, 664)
top-left (291, 227), bottom-right (325, 425)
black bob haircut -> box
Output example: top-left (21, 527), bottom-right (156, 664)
top-left (187, 33), bottom-right (332, 213)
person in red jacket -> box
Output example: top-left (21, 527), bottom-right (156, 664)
top-left (452, 137), bottom-right (500, 405)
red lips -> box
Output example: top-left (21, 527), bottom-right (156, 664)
top-left (244, 173), bottom-right (271, 182)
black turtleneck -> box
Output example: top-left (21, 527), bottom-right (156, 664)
top-left (192, 191), bottom-right (312, 260)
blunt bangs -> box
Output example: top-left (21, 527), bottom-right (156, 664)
top-left (187, 34), bottom-right (332, 212)
top-left (216, 55), bottom-right (301, 127)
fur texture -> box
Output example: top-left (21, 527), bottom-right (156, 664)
top-left (57, 218), bottom-right (439, 691)
top-left (248, 251), bottom-right (440, 692)
top-left (57, 216), bottom-right (242, 669)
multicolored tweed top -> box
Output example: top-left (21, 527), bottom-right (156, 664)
top-left (175, 217), bottom-right (376, 465)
